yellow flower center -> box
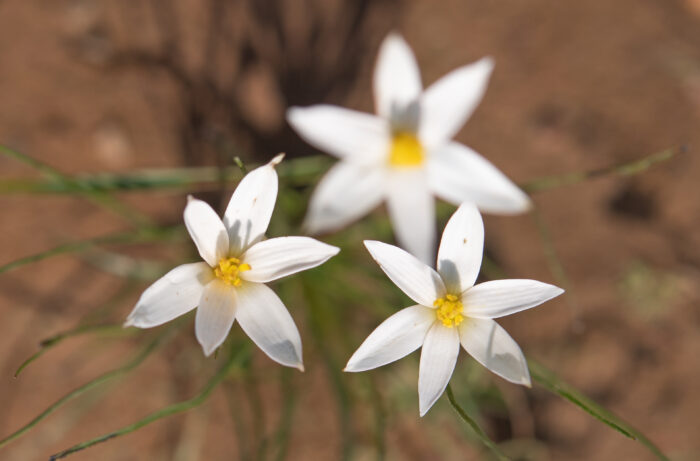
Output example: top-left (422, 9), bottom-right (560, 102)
top-left (388, 132), bottom-right (424, 167)
top-left (214, 257), bottom-right (251, 287)
top-left (433, 294), bottom-right (464, 328)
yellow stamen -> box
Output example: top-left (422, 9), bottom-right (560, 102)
top-left (433, 294), bottom-right (464, 328)
top-left (388, 132), bottom-right (424, 167)
top-left (214, 257), bottom-right (251, 287)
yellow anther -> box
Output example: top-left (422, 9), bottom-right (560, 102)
top-left (433, 294), bottom-right (464, 328)
top-left (389, 132), bottom-right (424, 167)
top-left (214, 257), bottom-right (251, 287)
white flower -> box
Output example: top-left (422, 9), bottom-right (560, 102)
top-left (345, 203), bottom-right (563, 416)
top-left (125, 154), bottom-right (339, 368)
top-left (287, 33), bottom-right (531, 264)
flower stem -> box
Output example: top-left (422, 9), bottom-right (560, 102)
top-left (445, 384), bottom-right (511, 461)
top-left (48, 345), bottom-right (244, 460)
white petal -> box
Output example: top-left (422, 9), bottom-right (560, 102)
top-left (419, 58), bottom-right (494, 147)
top-left (196, 280), bottom-right (237, 356)
top-left (427, 142), bottom-right (532, 214)
top-left (418, 322), bottom-right (460, 416)
top-left (235, 282), bottom-right (304, 370)
top-left (385, 169), bottom-right (436, 264)
top-left (287, 105), bottom-right (390, 164)
top-left (464, 279), bottom-right (564, 319)
top-left (374, 33), bottom-right (422, 122)
top-left (304, 161), bottom-right (385, 234)
top-left (224, 156), bottom-right (280, 255)
top-left (345, 305), bottom-right (435, 372)
top-left (184, 197), bottom-right (229, 267)
top-left (364, 240), bottom-right (445, 307)
top-left (437, 203), bottom-right (484, 293)
top-left (459, 318), bottom-right (531, 386)
top-left (241, 236), bottom-right (340, 283)
top-left (125, 263), bottom-right (212, 328)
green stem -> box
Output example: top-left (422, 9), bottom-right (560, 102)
top-left (0, 145), bottom-right (152, 226)
top-left (445, 384), bottom-right (511, 461)
top-left (528, 360), bottom-right (669, 461)
top-left (49, 348), bottom-right (242, 460)
top-left (0, 225), bottom-right (184, 275)
top-left (521, 146), bottom-right (679, 193)
top-left (14, 324), bottom-right (127, 377)
top-left (0, 327), bottom-right (175, 449)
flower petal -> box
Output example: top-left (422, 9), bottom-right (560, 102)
top-left (385, 169), bottom-right (436, 264)
top-left (241, 236), bottom-right (340, 283)
top-left (345, 305), bottom-right (435, 372)
top-left (427, 142), bottom-right (532, 214)
top-left (287, 105), bottom-right (390, 164)
top-left (419, 58), bottom-right (494, 147)
top-left (418, 323), bottom-right (460, 416)
top-left (184, 197), bottom-right (229, 267)
top-left (464, 279), bottom-right (564, 319)
top-left (304, 161), bottom-right (385, 234)
top-left (374, 33), bottom-right (422, 122)
top-left (196, 280), bottom-right (237, 356)
top-left (125, 262), bottom-right (212, 328)
top-left (437, 203), bottom-right (484, 293)
top-left (364, 240), bottom-right (445, 307)
top-left (459, 317), bottom-right (531, 386)
top-left (235, 282), bottom-right (304, 370)
top-left (224, 155), bottom-right (282, 255)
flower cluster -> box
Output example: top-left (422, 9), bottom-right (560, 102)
top-left (126, 33), bottom-right (563, 416)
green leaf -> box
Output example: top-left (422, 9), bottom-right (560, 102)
top-left (528, 359), bottom-right (669, 461)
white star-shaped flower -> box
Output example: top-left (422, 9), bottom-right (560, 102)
top-left (287, 33), bottom-right (531, 264)
top-left (345, 203), bottom-right (563, 416)
top-left (125, 154), bottom-right (339, 368)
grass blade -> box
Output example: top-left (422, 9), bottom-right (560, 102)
top-left (0, 327), bottom-right (176, 449)
top-left (14, 324), bottom-right (127, 377)
top-left (48, 346), bottom-right (243, 460)
top-left (445, 384), bottom-right (511, 461)
top-left (521, 146), bottom-right (680, 194)
top-left (528, 359), bottom-right (669, 461)
top-left (0, 226), bottom-right (184, 275)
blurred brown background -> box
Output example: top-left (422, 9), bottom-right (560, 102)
top-left (1, 0), bottom-right (699, 460)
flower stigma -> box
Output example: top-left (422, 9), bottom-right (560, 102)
top-left (433, 294), bottom-right (464, 328)
top-left (214, 257), bottom-right (251, 287)
top-left (389, 132), bottom-right (424, 167)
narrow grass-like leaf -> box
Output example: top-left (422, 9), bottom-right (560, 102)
top-left (445, 384), bottom-right (511, 461)
top-left (521, 146), bottom-right (680, 194)
top-left (14, 324), bottom-right (127, 377)
top-left (0, 145), bottom-right (152, 226)
top-left (302, 274), bottom-right (354, 461)
top-left (528, 359), bottom-right (669, 461)
top-left (0, 226), bottom-right (184, 275)
top-left (0, 154), bottom-right (330, 194)
top-left (0, 326), bottom-right (177, 449)
top-left (48, 346), bottom-right (244, 460)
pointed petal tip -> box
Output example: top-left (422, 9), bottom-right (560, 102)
top-left (479, 56), bottom-right (496, 72)
top-left (122, 318), bottom-right (134, 328)
top-left (270, 153), bottom-right (285, 166)
top-left (296, 363), bottom-right (305, 372)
